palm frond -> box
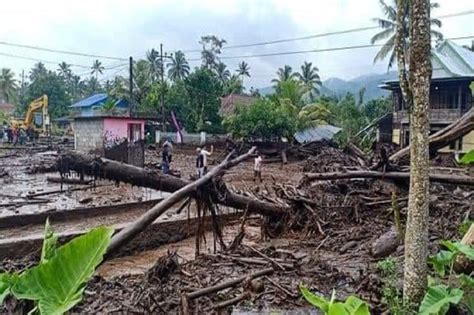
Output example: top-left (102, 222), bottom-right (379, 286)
top-left (371, 28), bottom-right (395, 44)
top-left (373, 35), bottom-right (395, 63)
top-left (430, 18), bottom-right (442, 28)
top-left (373, 18), bottom-right (396, 30)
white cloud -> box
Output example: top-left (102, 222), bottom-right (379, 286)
top-left (0, 0), bottom-right (472, 87)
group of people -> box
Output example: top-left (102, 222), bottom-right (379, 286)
top-left (0, 125), bottom-right (35, 146)
top-left (160, 139), bottom-right (264, 182)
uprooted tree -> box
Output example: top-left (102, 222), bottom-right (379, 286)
top-left (57, 149), bottom-right (290, 255)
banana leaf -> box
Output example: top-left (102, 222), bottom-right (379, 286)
top-left (11, 227), bottom-right (113, 315)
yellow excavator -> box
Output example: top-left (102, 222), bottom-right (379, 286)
top-left (11, 95), bottom-right (50, 134)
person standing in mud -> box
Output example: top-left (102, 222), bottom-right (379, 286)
top-left (163, 138), bottom-right (173, 165)
top-left (254, 152), bottom-right (263, 183)
top-left (200, 145), bottom-right (213, 175)
top-left (196, 148), bottom-right (204, 178)
top-left (161, 143), bottom-right (171, 174)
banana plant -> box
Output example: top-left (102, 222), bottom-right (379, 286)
top-left (0, 219), bottom-right (113, 314)
top-left (300, 285), bottom-right (370, 315)
top-left (421, 239), bottom-right (474, 314)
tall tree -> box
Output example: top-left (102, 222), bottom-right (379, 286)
top-left (271, 65), bottom-right (296, 86)
top-left (296, 61), bottom-right (322, 102)
top-left (214, 62), bottom-right (231, 83)
top-left (91, 60), bottom-right (104, 79)
top-left (199, 35), bottom-right (226, 69)
top-left (146, 48), bottom-right (163, 82)
top-left (87, 76), bottom-right (102, 94)
top-left (133, 60), bottom-right (153, 105)
top-left (57, 62), bottom-right (71, 79)
top-left (371, 0), bottom-right (442, 69)
top-left (223, 74), bottom-right (244, 95)
top-left (29, 62), bottom-right (47, 81)
top-left (0, 68), bottom-right (18, 103)
top-left (167, 50), bottom-right (190, 82)
top-left (402, 0), bottom-right (432, 308)
top-left (26, 70), bottom-right (69, 118)
top-left (236, 61), bottom-right (250, 88)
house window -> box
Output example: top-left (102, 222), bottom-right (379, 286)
top-left (403, 130), bottom-right (410, 147)
top-left (449, 139), bottom-right (463, 151)
top-left (128, 123), bottom-right (142, 142)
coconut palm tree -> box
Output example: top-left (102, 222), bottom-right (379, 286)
top-left (146, 49), bottom-right (163, 82)
top-left (0, 68), bottom-right (18, 102)
top-left (296, 61), bottom-right (322, 102)
top-left (87, 76), bottom-right (101, 94)
top-left (57, 62), bottom-right (71, 79)
top-left (297, 103), bottom-right (331, 130)
top-left (371, 0), bottom-right (443, 69)
top-left (271, 65), bottom-right (296, 85)
top-left (236, 61), bottom-right (250, 78)
top-left (223, 74), bottom-right (244, 95)
top-left (275, 79), bottom-right (304, 107)
top-left (29, 62), bottom-right (47, 81)
top-left (91, 60), bottom-right (104, 79)
top-left (214, 62), bottom-right (231, 83)
top-left (167, 50), bottom-right (190, 82)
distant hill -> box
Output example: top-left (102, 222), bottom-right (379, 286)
top-left (257, 71), bottom-right (398, 102)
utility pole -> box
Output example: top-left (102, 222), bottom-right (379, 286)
top-left (160, 43), bottom-right (165, 132)
top-left (129, 56), bottom-right (134, 117)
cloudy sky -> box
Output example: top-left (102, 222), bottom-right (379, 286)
top-left (0, 0), bottom-right (472, 89)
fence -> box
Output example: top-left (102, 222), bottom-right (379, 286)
top-left (155, 131), bottom-right (228, 146)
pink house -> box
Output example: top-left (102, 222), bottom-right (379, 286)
top-left (73, 116), bottom-right (146, 166)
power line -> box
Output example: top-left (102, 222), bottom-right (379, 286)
top-left (187, 35), bottom-right (474, 61)
top-left (0, 41), bottom-right (127, 61)
top-left (182, 9), bottom-right (474, 53)
top-left (0, 51), bottom-right (91, 68)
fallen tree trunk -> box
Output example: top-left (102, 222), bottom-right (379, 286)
top-left (106, 148), bottom-right (257, 255)
top-left (390, 108), bottom-right (474, 162)
top-left (58, 151), bottom-right (288, 217)
top-left (303, 170), bottom-right (474, 186)
top-left (46, 176), bottom-right (92, 185)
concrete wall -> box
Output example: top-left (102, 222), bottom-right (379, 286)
top-left (103, 118), bottom-right (145, 143)
top-left (73, 119), bottom-right (104, 152)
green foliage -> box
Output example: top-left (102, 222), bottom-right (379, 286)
top-left (458, 220), bottom-right (473, 236)
top-left (0, 221), bottom-right (113, 314)
top-left (459, 150), bottom-right (474, 165)
top-left (377, 258), bottom-right (405, 314)
top-left (419, 285), bottom-right (463, 315)
top-left (40, 219), bottom-right (58, 263)
top-left (422, 238), bottom-right (474, 314)
top-left (299, 286), bottom-right (370, 315)
top-left (0, 68), bottom-right (18, 103)
top-left (428, 250), bottom-right (455, 277)
top-left (184, 68), bottom-right (223, 133)
top-left (24, 70), bottom-right (70, 118)
top-left (224, 98), bottom-right (295, 140)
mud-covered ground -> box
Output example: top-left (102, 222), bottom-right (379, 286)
top-left (1, 144), bottom-right (472, 314)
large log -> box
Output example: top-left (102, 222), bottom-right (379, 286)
top-left (57, 151), bottom-right (288, 217)
top-left (304, 170), bottom-right (474, 186)
top-left (390, 108), bottom-right (474, 162)
top-left (107, 147), bottom-right (258, 254)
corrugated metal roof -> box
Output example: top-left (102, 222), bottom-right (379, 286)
top-left (294, 124), bottom-right (341, 144)
top-left (381, 40), bottom-right (474, 89)
top-left (70, 93), bottom-right (108, 108)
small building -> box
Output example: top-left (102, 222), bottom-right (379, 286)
top-left (380, 40), bottom-right (474, 152)
top-left (220, 94), bottom-right (258, 117)
top-left (70, 94), bottom-right (129, 117)
top-left (0, 102), bottom-right (15, 116)
top-left (73, 116), bottom-right (146, 167)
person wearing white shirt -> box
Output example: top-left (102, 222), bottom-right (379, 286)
top-left (254, 153), bottom-right (263, 183)
top-left (196, 145), bottom-right (213, 177)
